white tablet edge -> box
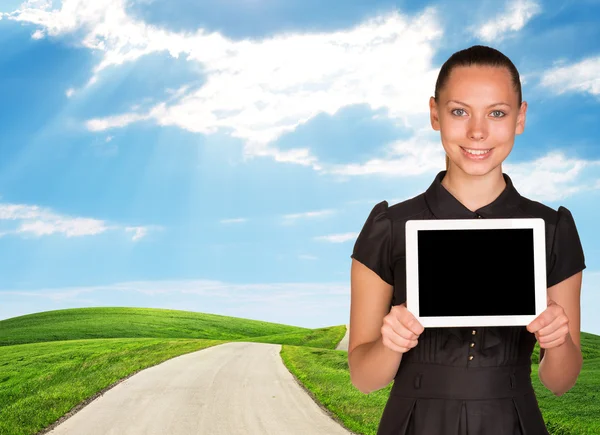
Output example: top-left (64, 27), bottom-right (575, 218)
top-left (405, 218), bottom-right (547, 327)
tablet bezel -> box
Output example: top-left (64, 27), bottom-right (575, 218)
top-left (405, 218), bottom-right (547, 327)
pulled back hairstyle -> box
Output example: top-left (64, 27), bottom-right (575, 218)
top-left (434, 45), bottom-right (523, 170)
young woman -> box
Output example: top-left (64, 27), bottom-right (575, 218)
top-left (348, 45), bottom-right (586, 435)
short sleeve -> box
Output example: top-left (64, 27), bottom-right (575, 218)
top-left (547, 206), bottom-right (586, 288)
top-left (350, 200), bottom-right (394, 285)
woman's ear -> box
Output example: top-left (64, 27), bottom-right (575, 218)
top-left (515, 101), bottom-right (527, 135)
top-left (430, 96), bottom-right (440, 131)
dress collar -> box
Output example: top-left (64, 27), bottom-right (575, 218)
top-left (424, 170), bottom-right (522, 219)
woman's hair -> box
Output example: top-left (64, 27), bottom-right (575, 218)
top-left (435, 45), bottom-right (523, 170)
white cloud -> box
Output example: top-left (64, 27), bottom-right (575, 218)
top-left (86, 111), bottom-right (151, 131)
top-left (475, 0), bottom-right (541, 42)
top-left (23, 0), bottom-right (54, 10)
top-left (0, 202), bottom-right (155, 240)
top-left (125, 226), bottom-right (149, 241)
top-left (281, 209), bottom-right (335, 225)
top-left (18, 217), bottom-right (107, 237)
top-left (539, 56), bottom-right (600, 96)
top-left (0, 279), bottom-right (350, 301)
top-left (31, 28), bottom-right (45, 39)
top-left (220, 218), bottom-right (247, 224)
top-left (3, 1), bottom-right (443, 168)
top-left (503, 150), bottom-right (600, 202)
top-left (314, 232), bottom-right (357, 243)
top-left (328, 129), bottom-right (446, 176)
top-left (65, 87), bottom-right (75, 97)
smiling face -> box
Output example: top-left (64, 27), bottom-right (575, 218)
top-left (429, 65), bottom-right (527, 177)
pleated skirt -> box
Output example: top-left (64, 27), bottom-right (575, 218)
top-left (377, 362), bottom-right (550, 435)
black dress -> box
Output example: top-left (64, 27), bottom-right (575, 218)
top-left (350, 170), bottom-right (587, 435)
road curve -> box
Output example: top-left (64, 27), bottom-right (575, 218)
top-left (46, 341), bottom-right (354, 435)
top-left (335, 324), bottom-right (350, 351)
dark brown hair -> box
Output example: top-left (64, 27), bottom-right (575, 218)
top-left (435, 45), bottom-right (523, 170)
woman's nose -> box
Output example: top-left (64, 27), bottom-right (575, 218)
top-left (467, 117), bottom-right (487, 141)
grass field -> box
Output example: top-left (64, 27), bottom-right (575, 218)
top-left (1, 307), bottom-right (598, 435)
top-left (0, 307), bottom-right (311, 347)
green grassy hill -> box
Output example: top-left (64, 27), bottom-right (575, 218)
top-left (1, 307), bottom-right (598, 435)
top-left (0, 307), bottom-right (314, 346)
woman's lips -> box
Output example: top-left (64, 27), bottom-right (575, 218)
top-left (460, 146), bottom-right (493, 161)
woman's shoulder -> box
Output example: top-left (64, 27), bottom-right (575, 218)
top-left (517, 196), bottom-right (578, 230)
top-left (384, 193), bottom-right (430, 222)
top-left (515, 192), bottom-right (560, 218)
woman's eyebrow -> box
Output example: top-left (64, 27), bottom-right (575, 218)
top-left (446, 100), bottom-right (511, 108)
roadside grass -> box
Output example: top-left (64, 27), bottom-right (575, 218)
top-left (242, 325), bottom-right (346, 349)
top-left (281, 345), bottom-right (389, 435)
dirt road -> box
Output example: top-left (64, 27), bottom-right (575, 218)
top-left (46, 341), bottom-right (354, 435)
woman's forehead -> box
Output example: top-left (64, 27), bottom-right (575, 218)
top-left (442, 66), bottom-right (517, 103)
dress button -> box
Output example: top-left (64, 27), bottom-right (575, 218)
top-left (472, 329), bottom-right (477, 335)
top-left (477, 214), bottom-right (482, 218)
top-left (470, 342), bottom-right (475, 348)
top-left (469, 355), bottom-right (474, 361)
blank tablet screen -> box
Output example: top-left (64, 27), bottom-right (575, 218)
top-left (418, 228), bottom-right (535, 317)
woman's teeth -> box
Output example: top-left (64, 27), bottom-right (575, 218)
top-left (462, 147), bottom-right (491, 155)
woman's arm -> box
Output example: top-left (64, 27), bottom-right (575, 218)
top-left (348, 259), bottom-right (403, 394)
top-left (536, 271), bottom-right (584, 396)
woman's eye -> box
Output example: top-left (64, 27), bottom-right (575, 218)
top-left (491, 110), bottom-right (506, 118)
top-left (451, 108), bottom-right (466, 116)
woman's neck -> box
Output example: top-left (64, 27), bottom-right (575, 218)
top-left (441, 166), bottom-right (507, 213)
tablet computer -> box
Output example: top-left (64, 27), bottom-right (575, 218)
top-left (405, 218), bottom-right (547, 327)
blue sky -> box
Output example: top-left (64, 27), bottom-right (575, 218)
top-left (0, 0), bottom-right (599, 333)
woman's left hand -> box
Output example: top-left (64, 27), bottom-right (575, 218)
top-left (526, 299), bottom-right (571, 349)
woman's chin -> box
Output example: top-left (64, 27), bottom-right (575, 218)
top-left (451, 160), bottom-right (501, 177)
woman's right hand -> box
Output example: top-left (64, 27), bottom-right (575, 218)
top-left (380, 303), bottom-right (425, 353)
